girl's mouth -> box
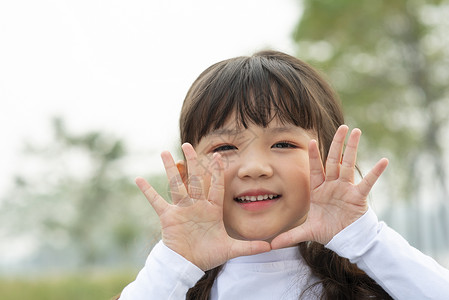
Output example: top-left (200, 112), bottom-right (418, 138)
top-left (234, 194), bottom-right (281, 203)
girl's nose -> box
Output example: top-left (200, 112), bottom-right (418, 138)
top-left (237, 150), bottom-right (274, 179)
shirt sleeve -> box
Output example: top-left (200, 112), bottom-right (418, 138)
top-left (326, 208), bottom-right (449, 299)
top-left (119, 241), bottom-right (205, 300)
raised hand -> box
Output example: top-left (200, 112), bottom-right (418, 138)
top-left (136, 143), bottom-right (271, 271)
top-left (271, 125), bottom-right (389, 249)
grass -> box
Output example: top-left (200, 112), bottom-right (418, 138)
top-left (0, 270), bottom-right (136, 300)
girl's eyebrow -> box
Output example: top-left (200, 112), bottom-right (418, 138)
top-left (206, 125), bottom-right (302, 138)
top-left (268, 126), bottom-right (298, 133)
top-left (206, 128), bottom-right (243, 137)
top-left (266, 125), bottom-right (309, 136)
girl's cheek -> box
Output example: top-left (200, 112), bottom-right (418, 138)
top-left (221, 153), bottom-right (239, 171)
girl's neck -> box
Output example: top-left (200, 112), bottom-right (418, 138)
top-left (226, 245), bottom-right (300, 264)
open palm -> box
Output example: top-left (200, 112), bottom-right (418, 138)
top-left (271, 125), bottom-right (389, 248)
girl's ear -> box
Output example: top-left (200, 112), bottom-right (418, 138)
top-left (176, 160), bottom-right (188, 188)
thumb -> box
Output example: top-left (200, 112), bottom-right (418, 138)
top-left (228, 240), bottom-right (271, 259)
top-left (271, 225), bottom-right (311, 250)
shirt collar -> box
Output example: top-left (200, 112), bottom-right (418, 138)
top-left (227, 246), bottom-right (300, 264)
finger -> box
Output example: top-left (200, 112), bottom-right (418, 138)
top-left (308, 139), bottom-right (325, 190)
top-left (161, 151), bottom-right (189, 204)
top-left (135, 177), bottom-right (169, 216)
top-left (228, 239), bottom-right (271, 259)
top-left (270, 225), bottom-right (310, 249)
top-left (325, 125), bottom-right (348, 181)
top-left (357, 158), bottom-right (389, 197)
top-left (339, 128), bottom-right (361, 182)
top-left (182, 143), bottom-right (206, 200)
top-left (207, 153), bottom-right (225, 206)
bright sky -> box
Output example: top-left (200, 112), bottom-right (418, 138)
top-left (0, 0), bottom-right (301, 196)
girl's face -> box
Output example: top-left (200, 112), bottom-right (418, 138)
top-left (189, 116), bottom-right (315, 242)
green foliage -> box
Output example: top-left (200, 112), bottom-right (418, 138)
top-left (294, 0), bottom-right (449, 194)
top-left (0, 271), bottom-right (135, 300)
top-left (0, 118), bottom-right (166, 271)
top-left (293, 0), bottom-right (449, 252)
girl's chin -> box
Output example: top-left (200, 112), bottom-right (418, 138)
top-left (227, 230), bottom-right (280, 243)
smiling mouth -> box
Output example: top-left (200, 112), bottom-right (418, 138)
top-left (234, 194), bottom-right (281, 203)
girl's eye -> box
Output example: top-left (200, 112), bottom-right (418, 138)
top-left (272, 142), bottom-right (297, 149)
top-left (212, 144), bottom-right (237, 152)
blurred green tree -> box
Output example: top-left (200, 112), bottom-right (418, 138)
top-left (293, 0), bottom-right (449, 255)
top-left (0, 118), bottom-right (167, 271)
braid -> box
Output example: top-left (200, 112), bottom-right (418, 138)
top-left (186, 265), bottom-right (223, 300)
top-left (299, 242), bottom-right (393, 299)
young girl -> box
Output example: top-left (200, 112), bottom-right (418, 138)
top-left (119, 50), bottom-right (449, 299)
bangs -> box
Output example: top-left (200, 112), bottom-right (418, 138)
top-left (181, 53), bottom-right (319, 146)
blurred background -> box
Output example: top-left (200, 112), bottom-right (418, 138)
top-left (1, 0), bottom-right (449, 298)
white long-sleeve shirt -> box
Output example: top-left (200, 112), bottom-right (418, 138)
top-left (120, 208), bottom-right (449, 299)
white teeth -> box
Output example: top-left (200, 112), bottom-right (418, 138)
top-left (236, 194), bottom-right (278, 202)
